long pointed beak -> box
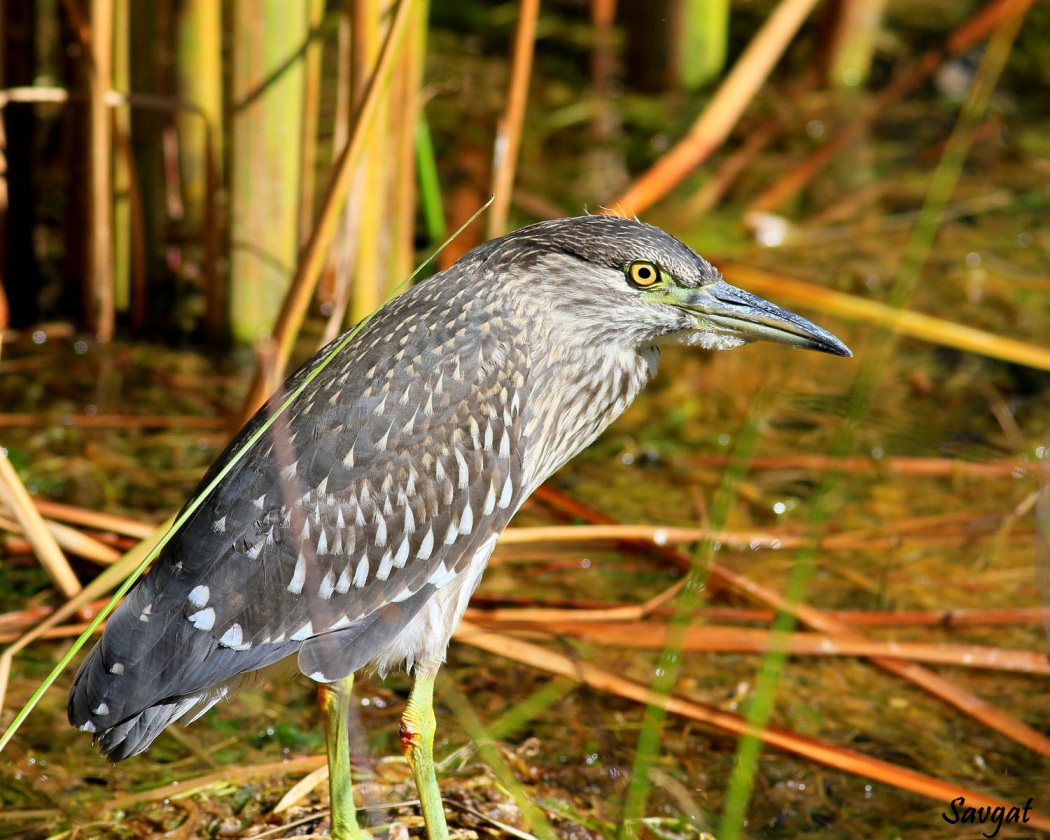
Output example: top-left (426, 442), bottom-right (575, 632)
top-left (681, 280), bottom-right (852, 357)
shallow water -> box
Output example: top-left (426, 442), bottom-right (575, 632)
top-left (3, 6), bottom-right (1050, 838)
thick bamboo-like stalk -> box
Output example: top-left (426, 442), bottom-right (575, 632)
top-left (111, 0), bottom-right (130, 314)
top-left (675, 0), bottom-right (730, 89)
top-left (175, 0), bottom-right (223, 227)
top-left (349, 0), bottom-right (388, 326)
top-left (387, 0), bottom-right (428, 285)
top-left (175, 0), bottom-right (223, 340)
top-left (298, 0), bottom-right (326, 248)
top-left (87, 0), bottom-right (114, 340)
top-left (822, 0), bottom-right (887, 87)
top-left (239, 0), bottom-right (415, 420)
top-left (318, 0), bottom-right (358, 344)
top-left (229, 0), bottom-right (309, 342)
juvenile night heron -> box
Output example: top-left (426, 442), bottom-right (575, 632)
top-left (69, 216), bottom-right (850, 839)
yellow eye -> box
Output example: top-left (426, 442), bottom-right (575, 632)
top-left (626, 260), bottom-right (661, 288)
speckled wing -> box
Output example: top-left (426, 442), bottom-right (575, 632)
top-left (68, 280), bottom-right (530, 755)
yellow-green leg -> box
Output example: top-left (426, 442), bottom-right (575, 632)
top-left (400, 665), bottom-right (449, 840)
top-left (320, 674), bottom-right (369, 840)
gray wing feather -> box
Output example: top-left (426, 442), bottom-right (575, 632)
top-left (68, 284), bottom-right (530, 754)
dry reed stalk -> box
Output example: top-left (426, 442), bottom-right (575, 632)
top-left (101, 756), bottom-right (327, 810)
top-left (349, 0), bottom-right (389, 326)
top-left (484, 619), bottom-right (1050, 674)
top-left (532, 485), bottom-right (1050, 755)
top-left (748, 0), bottom-right (1034, 214)
top-left (488, 0), bottom-right (541, 238)
top-left (454, 621), bottom-right (1050, 832)
top-left (0, 450), bottom-right (79, 598)
top-left (298, 0), bottom-right (326, 250)
top-left (684, 453), bottom-right (1028, 479)
top-left (32, 499), bottom-right (156, 539)
top-left (718, 561), bottom-right (1050, 755)
top-left (684, 118), bottom-right (783, 216)
top-left (723, 263), bottom-right (1050, 370)
top-left (0, 513), bottom-right (121, 565)
top-left (0, 623), bottom-right (94, 645)
top-left (609, 0), bottom-right (823, 215)
top-left (0, 413), bottom-right (227, 429)
top-left (387, 0), bottom-right (429, 285)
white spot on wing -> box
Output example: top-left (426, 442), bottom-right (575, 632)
top-left (319, 571), bottom-right (335, 600)
top-left (246, 537), bottom-right (265, 560)
top-left (499, 475), bottom-right (513, 509)
top-left (454, 448), bottom-right (469, 489)
top-left (109, 662), bottom-right (125, 675)
top-left (189, 607), bottom-right (216, 631)
top-left (459, 502), bottom-right (473, 534)
top-left (353, 555), bottom-right (369, 588)
top-left (291, 621), bottom-right (314, 641)
top-left (376, 550), bottom-right (393, 581)
top-left (374, 512), bottom-right (387, 547)
top-left (391, 585), bottom-right (414, 603)
top-left (93, 702), bottom-right (110, 716)
top-left (212, 515), bottom-right (226, 533)
top-left (393, 538), bottom-right (410, 569)
top-left (139, 603), bottom-right (152, 622)
top-left (427, 561), bottom-right (458, 589)
top-left (288, 553), bottom-right (307, 595)
top-left (417, 528), bottom-right (434, 560)
top-left (188, 585), bottom-right (210, 608)
top-left (402, 409), bottom-right (418, 435)
top-left (219, 623), bottom-right (250, 650)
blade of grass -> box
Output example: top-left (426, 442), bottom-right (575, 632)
top-left (620, 392), bottom-right (774, 833)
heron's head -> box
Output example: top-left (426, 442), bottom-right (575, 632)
top-left (478, 215), bottom-right (852, 358)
